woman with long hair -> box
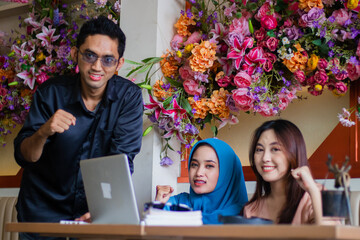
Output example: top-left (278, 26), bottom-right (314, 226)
top-left (242, 119), bottom-right (322, 224)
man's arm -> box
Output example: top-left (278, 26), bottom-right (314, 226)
top-left (20, 109), bottom-right (76, 163)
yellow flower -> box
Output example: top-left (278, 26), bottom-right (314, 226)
top-left (184, 44), bottom-right (194, 53)
top-left (314, 84), bottom-right (323, 91)
top-left (307, 54), bottom-right (319, 71)
top-left (347, 0), bottom-right (358, 10)
top-left (36, 52), bottom-right (45, 62)
top-left (176, 51), bottom-right (182, 58)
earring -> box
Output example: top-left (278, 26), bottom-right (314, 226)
top-left (75, 65), bottom-right (79, 73)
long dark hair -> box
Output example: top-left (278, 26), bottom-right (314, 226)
top-left (245, 119), bottom-right (308, 223)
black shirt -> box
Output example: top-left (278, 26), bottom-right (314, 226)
top-left (14, 74), bottom-right (143, 223)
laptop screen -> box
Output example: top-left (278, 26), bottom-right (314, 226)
top-left (80, 154), bottom-right (140, 224)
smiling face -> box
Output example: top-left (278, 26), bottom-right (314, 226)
top-left (71, 34), bottom-right (124, 95)
top-left (189, 145), bottom-right (220, 194)
top-left (254, 129), bottom-right (290, 184)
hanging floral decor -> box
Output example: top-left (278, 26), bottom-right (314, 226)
top-left (0, 0), bottom-right (121, 145)
top-left (127, 0), bottom-right (360, 164)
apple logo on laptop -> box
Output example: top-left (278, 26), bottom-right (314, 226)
top-left (101, 182), bottom-right (112, 199)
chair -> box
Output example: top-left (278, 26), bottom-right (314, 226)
top-left (0, 197), bottom-right (18, 240)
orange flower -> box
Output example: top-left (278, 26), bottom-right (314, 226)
top-left (160, 53), bottom-right (179, 78)
top-left (189, 41), bottom-right (217, 73)
top-left (188, 97), bottom-right (209, 119)
top-left (0, 69), bottom-right (15, 82)
top-left (298, 0), bottom-right (323, 12)
top-left (21, 88), bottom-right (32, 98)
top-left (283, 47), bottom-right (308, 73)
top-left (153, 79), bottom-right (174, 101)
top-left (207, 88), bottom-right (230, 119)
top-left (174, 14), bottom-right (196, 37)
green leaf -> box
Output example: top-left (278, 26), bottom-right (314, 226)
top-left (165, 77), bottom-right (183, 88)
top-left (125, 59), bottom-right (142, 65)
top-left (312, 39), bottom-right (322, 46)
top-left (267, 31), bottom-right (276, 38)
top-left (248, 19), bottom-right (254, 34)
top-left (141, 57), bottom-right (163, 64)
top-left (180, 97), bottom-right (194, 116)
top-left (203, 114), bottom-right (213, 124)
top-left (211, 0), bottom-right (219, 6)
top-left (211, 126), bottom-right (218, 137)
top-left (235, 12), bottom-right (242, 19)
top-left (162, 96), bottom-right (173, 108)
top-left (126, 65), bottom-right (143, 77)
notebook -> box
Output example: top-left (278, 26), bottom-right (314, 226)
top-left (80, 154), bottom-right (140, 224)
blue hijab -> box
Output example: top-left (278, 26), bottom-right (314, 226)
top-left (169, 138), bottom-right (248, 224)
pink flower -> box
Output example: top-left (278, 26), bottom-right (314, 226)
top-left (229, 17), bottom-right (250, 38)
top-left (244, 47), bottom-right (267, 65)
top-left (334, 71), bottom-right (348, 81)
top-left (317, 58), bottom-right (328, 70)
top-left (179, 64), bottom-right (194, 81)
top-left (224, 3), bottom-right (236, 17)
top-left (232, 88), bottom-right (253, 111)
top-left (346, 63), bottom-right (360, 81)
top-left (357, 42), bottom-right (360, 57)
top-left (184, 31), bottom-right (202, 45)
top-left (308, 86), bottom-right (323, 96)
top-left (264, 52), bottom-right (277, 63)
top-left (331, 9), bottom-right (351, 26)
top-left (234, 71), bottom-right (252, 88)
top-left (183, 79), bottom-right (205, 96)
top-left (265, 37), bottom-right (279, 51)
top-left (335, 82), bottom-right (348, 94)
top-left (258, 102), bottom-right (277, 116)
top-left (255, 3), bottom-right (271, 21)
top-left (294, 70), bottom-right (306, 85)
top-left (261, 15), bottom-right (277, 30)
top-left (36, 26), bottom-right (60, 48)
top-left (254, 27), bottom-right (266, 41)
top-left (314, 69), bottom-right (328, 85)
top-left (263, 59), bottom-right (273, 72)
top-left (278, 95), bottom-right (290, 110)
top-left (217, 75), bottom-right (233, 87)
top-left (171, 34), bottom-right (185, 50)
top-left (227, 37), bottom-right (254, 70)
top-left (36, 71), bottom-right (49, 85)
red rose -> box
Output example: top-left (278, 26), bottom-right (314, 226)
top-left (261, 15), bottom-right (277, 30)
top-left (265, 37), bottom-right (279, 52)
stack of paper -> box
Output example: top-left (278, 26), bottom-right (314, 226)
top-left (143, 207), bottom-right (203, 226)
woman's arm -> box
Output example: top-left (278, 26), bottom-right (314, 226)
top-left (291, 166), bottom-right (322, 224)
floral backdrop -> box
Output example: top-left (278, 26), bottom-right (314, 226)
top-left (0, 0), bottom-right (121, 145)
top-left (126, 0), bottom-right (360, 165)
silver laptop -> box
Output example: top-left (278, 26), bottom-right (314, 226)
top-left (80, 154), bottom-right (140, 224)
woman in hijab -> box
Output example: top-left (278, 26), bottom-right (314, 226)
top-left (155, 138), bottom-right (248, 224)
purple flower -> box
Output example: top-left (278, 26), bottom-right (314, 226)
top-left (160, 156), bottom-right (173, 166)
top-left (198, 11), bottom-right (203, 18)
top-left (328, 16), bottom-right (335, 23)
top-left (284, 26), bottom-right (300, 40)
top-left (328, 41), bottom-right (335, 48)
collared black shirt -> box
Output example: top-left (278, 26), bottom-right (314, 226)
top-left (14, 74), bottom-right (143, 223)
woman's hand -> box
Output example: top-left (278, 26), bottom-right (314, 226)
top-left (291, 166), bottom-right (318, 193)
top-left (291, 166), bottom-right (322, 225)
top-left (75, 212), bottom-right (91, 223)
top-left (155, 185), bottom-right (174, 203)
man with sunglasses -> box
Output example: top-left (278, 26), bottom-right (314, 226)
top-left (14, 16), bottom-right (143, 239)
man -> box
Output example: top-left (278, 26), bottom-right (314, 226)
top-left (14, 16), bottom-right (143, 239)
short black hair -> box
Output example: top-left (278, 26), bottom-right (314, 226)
top-left (76, 16), bottom-right (126, 58)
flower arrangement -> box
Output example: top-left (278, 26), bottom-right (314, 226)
top-left (0, 0), bottom-right (121, 145)
top-left (128, 0), bottom-right (360, 164)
